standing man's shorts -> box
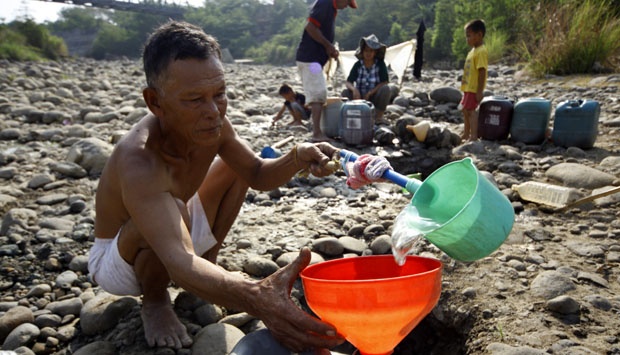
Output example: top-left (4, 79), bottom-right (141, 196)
top-left (297, 61), bottom-right (327, 104)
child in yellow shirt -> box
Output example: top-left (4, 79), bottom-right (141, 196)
top-left (459, 19), bottom-right (488, 141)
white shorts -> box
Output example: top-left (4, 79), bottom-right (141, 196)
top-left (297, 61), bottom-right (327, 104)
top-left (88, 193), bottom-right (217, 296)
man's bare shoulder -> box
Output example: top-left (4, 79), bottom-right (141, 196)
top-left (108, 115), bottom-right (166, 182)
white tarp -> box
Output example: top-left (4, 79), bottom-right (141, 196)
top-left (325, 39), bottom-right (416, 87)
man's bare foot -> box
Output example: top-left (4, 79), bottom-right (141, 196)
top-left (141, 302), bottom-right (193, 349)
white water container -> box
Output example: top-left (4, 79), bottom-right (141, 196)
top-left (339, 99), bottom-right (375, 146)
top-left (321, 97), bottom-right (343, 138)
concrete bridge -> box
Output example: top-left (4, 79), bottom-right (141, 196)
top-left (34, 0), bottom-right (191, 18)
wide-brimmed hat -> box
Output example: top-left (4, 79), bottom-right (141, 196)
top-left (355, 34), bottom-right (387, 60)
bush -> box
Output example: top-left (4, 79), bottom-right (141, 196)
top-left (529, 0), bottom-right (620, 76)
top-left (0, 20), bottom-right (68, 61)
top-left (0, 25), bottom-right (43, 61)
top-left (485, 30), bottom-right (508, 64)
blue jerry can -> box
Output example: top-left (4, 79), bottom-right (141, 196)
top-left (510, 97), bottom-right (552, 144)
top-left (551, 99), bottom-right (600, 149)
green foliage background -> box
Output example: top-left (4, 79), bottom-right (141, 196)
top-left (3, 0), bottom-right (620, 76)
top-left (0, 19), bottom-right (68, 60)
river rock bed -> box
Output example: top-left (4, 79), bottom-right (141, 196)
top-left (0, 58), bottom-right (619, 355)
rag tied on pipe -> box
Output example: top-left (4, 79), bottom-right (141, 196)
top-left (341, 153), bottom-right (392, 189)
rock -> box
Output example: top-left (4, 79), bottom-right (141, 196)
top-left (80, 293), bottom-right (138, 335)
top-left (486, 342), bottom-right (546, 354)
top-left (2, 323), bottom-right (40, 350)
top-left (429, 87), bottom-right (462, 104)
top-left (545, 163), bottom-right (616, 189)
top-left (369, 235), bottom-right (392, 254)
top-left (337, 236), bottom-right (367, 255)
top-left (66, 137), bottom-right (113, 176)
top-left (243, 256), bottom-right (279, 277)
top-left (195, 303), bottom-right (224, 326)
top-left (191, 323), bottom-right (245, 355)
top-left (0, 306), bottom-right (34, 343)
top-left (45, 297), bottom-right (82, 317)
top-left (545, 295), bottom-right (580, 314)
top-left (1, 208), bottom-right (38, 237)
top-left (530, 271), bottom-right (576, 300)
top-left (312, 237), bottom-right (344, 256)
top-left (71, 340), bottom-right (117, 355)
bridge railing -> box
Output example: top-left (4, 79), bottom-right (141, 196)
top-left (35, 0), bottom-right (189, 17)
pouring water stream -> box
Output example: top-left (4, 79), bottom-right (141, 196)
top-left (339, 150), bottom-right (442, 265)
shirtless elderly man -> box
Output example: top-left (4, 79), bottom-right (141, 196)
top-left (88, 20), bottom-right (343, 353)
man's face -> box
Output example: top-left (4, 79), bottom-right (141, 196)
top-left (154, 56), bottom-right (228, 145)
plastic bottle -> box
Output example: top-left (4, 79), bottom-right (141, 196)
top-left (512, 181), bottom-right (581, 208)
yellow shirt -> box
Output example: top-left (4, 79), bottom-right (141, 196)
top-left (460, 44), bottom-right (488, 93)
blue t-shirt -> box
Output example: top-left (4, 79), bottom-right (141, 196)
top-left (295, 0), bottom-right (336, 66)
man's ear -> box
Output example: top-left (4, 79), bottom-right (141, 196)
top-left (143, 87), bottom-right (163, 117)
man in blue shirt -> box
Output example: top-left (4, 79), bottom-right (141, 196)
top-left (296, 0), bottom-right (357, 142)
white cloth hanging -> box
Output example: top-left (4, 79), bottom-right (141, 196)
top-left (325, 39), bottom-right (416, 87)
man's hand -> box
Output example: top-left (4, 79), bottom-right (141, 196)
top-left (253, 248), bottom-right (345, 353)
top-left (326, 44), bottom-right (339, 59)
top-left (352, 89), bottom-right (362, 100)
top-left (296, 142), bottom-right (339, 177)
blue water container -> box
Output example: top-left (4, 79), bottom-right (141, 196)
top-left (551, 99), bottom-right (600, 149)
top-left (510, 97), bottom-right (552, 144)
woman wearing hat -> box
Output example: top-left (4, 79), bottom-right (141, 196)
top-left (342, 34), bottom-right (396, 125)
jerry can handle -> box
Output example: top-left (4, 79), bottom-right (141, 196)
top-left (568, 99), bottom-right (583, 108)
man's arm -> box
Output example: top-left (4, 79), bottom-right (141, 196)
top-left (366, 82), bottom-right (386, 100)
top-left (304, 22), bottom-right (338, 59)
top-left (217, 118), bottom-right (338, 191)
top-left (476, 67), bottom-right (486, 103)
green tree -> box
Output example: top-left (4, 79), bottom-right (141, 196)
top-left (8, 19), bottom-right (68, 60)
top-left (430, 0), bottom-right (456, 61)
top-left (0, 25), bottom-right (41, 60)
top-left (50, 7), bottom-right (107, 33)
top-left (90, 22), bottom-right (131, 59)
top-left (245, 17), bottom-right (305, 64)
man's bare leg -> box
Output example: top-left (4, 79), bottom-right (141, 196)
top-left (470, 109), bottom-right (479, 140)
top-left (198, 157), bottom-right (249, 263)
top-left (375, 110), bottom-right (388, 124)
top-left (134, 247), bottom-right (193, 348)
top-left (310, 102), bottom-right (329, 142)
top-left (461, 109), bottom-right (471, 141)
top-left (118, 202), bottom-right (193, 349)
